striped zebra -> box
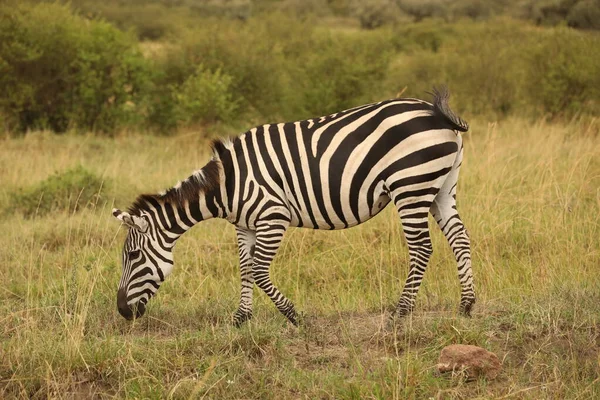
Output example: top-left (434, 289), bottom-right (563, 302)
top-left (113, 86), bottom-right (475, 326)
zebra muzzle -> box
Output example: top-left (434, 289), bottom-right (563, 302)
top-left (117, 288), bottom-right (146, 320)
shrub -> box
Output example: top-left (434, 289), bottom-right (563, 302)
top-left (527, 28), bottom-right (600, 116)
top-left (518, 0), bottom-right (578, 26)
top-left (157, 15), bottom-right (294, 122)
top-left (567, 0), bottom-right (600, 30)
top-left (266, 0), bottom-right (331, 17)
top-left (75, 0), bottom-right (201, 40)
top-left (88, 3), bottom-right (180, 40)
top-left (388, 19), bottom-right (600, 118)
top-left (188, 0), bottom-right (253, 21)
top-left (450, 0), bottom-right (496, 20)
top-left (175, 65), bottom-right (238, 125)
top-left (3, 2), bottom-right (597, 134)
top-left (298, 30), bottom-right (394, 116)
top-left (391, 19), bottom-right (457, 52)
top-left (0, 2), bottom-right (152, 133)
top-left (397, 0), bottom-right (451, 22)
top-left (155, 14), bottom-right (395, 123)
top-left (351, 0), bottom-right (404, 29)
top-left (9, 166), bottom-right (108, 218)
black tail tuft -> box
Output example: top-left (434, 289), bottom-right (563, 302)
top-left (429, 85), bottom-right (469, 132)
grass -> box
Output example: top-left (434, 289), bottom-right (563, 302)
top-left (1, 117), bottom-right (599, 399)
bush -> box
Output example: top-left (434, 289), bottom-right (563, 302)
top-left (298, 30), bottom-right (393, 116)
top-left (9, 166), bottom-right (108, 218)
top-left (517, 0), bottom-right (578, 26)
top-left (450, 0), bottom-right (496, 20)
top-left (391, 19), bottom-right (457, 52)
top-left (155, 14), bottom-right (395, 123)
top-left (388, 19), bottom-right (600, 119)
top-left (528, 28), bottom-right (600, 116)
top-left (351, 0), bottom-right (404, 29)
top-left (72, 0), bottom-right (193, 40)
top-left (2, 2), bottom-right (598, 134)
top-left (175, 66), bottom-right (238, 125)
top-left (397, 0), bottom-right (451, 22)
top-left (567, 0), bottom-right (600, 30)
top-left (0, 2), bottom-right (152, 133)
top-left (155, 15), bottom-right (294, 122)
top-left (188, 0), bottom-right (253, 21)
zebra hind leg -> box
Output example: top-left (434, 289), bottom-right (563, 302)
top-left (431, 195), bottom-right (475, 316)
top-left (392, 207), bottom-right (434, 319)
top-left (253, 222), bottom-right (299, 326)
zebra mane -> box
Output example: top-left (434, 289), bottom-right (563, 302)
top-left (128, 158), bottom-right (221, 215)
top-left (211, 137), bottom-right (234, 159)
top-left (429, 85), bottom-right (469, 132)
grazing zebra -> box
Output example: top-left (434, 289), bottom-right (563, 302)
top-left (113, 86), bottom-right (475, 326)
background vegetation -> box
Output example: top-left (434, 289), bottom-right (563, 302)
top-left (1, 0), bottom-right (599, 133)
top-left (1, 0), bottom-right (599, 398)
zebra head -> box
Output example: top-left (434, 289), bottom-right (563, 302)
top-left (112, 208), bottom-right (174, 320)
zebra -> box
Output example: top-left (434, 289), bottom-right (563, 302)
top-left (113, 86), bottom-right (475, 326)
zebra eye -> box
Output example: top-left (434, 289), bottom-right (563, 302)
top-left (128, 250), bottom-right (141, 259)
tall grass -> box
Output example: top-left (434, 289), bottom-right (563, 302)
top-left (1, 117), bottom-right (599, 398)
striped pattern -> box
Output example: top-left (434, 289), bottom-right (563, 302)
top-left (113, 88), bottom-right (475, 325)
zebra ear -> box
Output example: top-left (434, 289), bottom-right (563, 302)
top-left (112, 208), bottom-right (148, 233)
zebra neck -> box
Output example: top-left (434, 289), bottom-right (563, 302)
top-left (145, 188), bottom-right (226, 248)
top-left (152, 160), bottom-right (227, 239)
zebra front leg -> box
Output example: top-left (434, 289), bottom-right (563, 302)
top-left (233, 227), bottom-right (256, 327)
top-left (253, 221), bottom-right (299, 326)
top-left (392, 209), bottom-right (434, 319)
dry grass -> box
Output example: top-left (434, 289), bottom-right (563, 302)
top-left (1, 117), bottom-right (599, 399)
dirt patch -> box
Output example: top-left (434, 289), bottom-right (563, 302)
top-left (64, 380), bottom-right (113, 400)
top-left (284, 312), bottom-right (418, 371)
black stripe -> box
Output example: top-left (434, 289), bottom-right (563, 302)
top-left (129, 279), bottom-right (160, 291)
top-left (283, 123), bottom-right (318, 228)
top-left (127, 288), bottom-right (155, 303)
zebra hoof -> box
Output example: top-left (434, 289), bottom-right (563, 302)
top-left (387, 313), bottom-right (408, 331)
top-left (459, 302), bottom-right (475, 318)
top-left (391, 301), bottom-right (413, 320)
top-left (294, 311), bottom-right (311, 328)
top-left (387, 306), bottom-right (412, 330)
top-left (288, 314), bottom-right (299, 327)
top-left (232, 309), bottom-right (252, 327)
top-left (284, 309), bottom-right (300, 327)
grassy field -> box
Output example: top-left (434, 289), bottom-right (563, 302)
top-left (1, 116), bottom-right (599, 399)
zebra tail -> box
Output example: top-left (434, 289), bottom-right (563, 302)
top-left (430, 85), bottom-right (469, 132)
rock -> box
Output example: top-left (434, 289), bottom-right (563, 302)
top-left (437, 344), bottom-right (501, 381)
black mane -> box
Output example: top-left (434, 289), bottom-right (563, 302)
top-left (128, 159), bottom-right (221, 215)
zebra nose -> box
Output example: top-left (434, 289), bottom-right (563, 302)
top-left (117, 288), bottom-right (146, 320)
top-left (117, 288), bottom-right (133, 320)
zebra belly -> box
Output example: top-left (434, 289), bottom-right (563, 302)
top-left (288, 187), bottom-right (391, 230)
top-left (369, 193), bottom-right (392, 218)
top-left (345, 192), bottom-right (391, 228)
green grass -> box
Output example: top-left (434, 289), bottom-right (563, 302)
top-left (1, 117), bottom-right (599, 398)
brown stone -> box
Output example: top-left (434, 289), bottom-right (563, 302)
top-left (437, 344), bottom-right (501, 381)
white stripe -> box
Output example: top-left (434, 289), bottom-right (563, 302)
top-left (296, 121), bottom-right (327, 227)
top-left (278, 123), bottom-right (311, 226)
top-left (252, 126), bottom-right (285, 200)
top-left (240, 131), bottom-right (255, 200)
